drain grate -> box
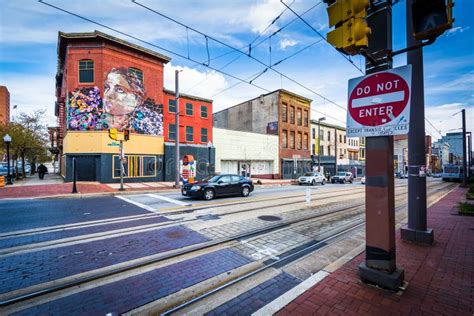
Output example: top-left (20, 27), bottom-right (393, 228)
top-left (258, 215), bottom-right (282, 221)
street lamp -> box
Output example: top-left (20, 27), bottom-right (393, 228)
top-left (207, 141), bottom-right (212, 177)
top-left (3, 134), bottom-right (13, 185)
top-left (317, 117), bottom-right (326, 172)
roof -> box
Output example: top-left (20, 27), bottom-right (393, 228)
top-left (163, 88), bottom-right (213, 103)
top-left (57, 30), bottom-right (171, 63)
top-left (310, 119), bottom-right (346, 131)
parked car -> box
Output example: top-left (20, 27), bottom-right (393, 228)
top-left (182, 174), bottom-right (254, 200)
top-left (298, 172), bottom-right (326, 186)
top-left (331, 171), bottom-right (354, 184)
top-left (361, 176), bottom-right (366, 184)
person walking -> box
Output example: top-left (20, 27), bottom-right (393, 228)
top-left (37, 164), bottom-right (48, 180)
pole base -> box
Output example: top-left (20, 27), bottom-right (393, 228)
top-left (359, 262), bottom-right (404, 291)
top-left (400, 226), bottom-right (434, 245)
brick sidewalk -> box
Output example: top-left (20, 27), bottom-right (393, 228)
top-left (277, 187), bottom-right (473, 315)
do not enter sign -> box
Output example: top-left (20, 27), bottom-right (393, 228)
top-left (346, 65), bottom-right (412, 137)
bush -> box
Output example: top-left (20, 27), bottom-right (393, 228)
top-left (459, 202), bottom-right (474, 216)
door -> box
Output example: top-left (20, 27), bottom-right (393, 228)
top-left (75, 156), bottom-right (97, 181)
top-left (215, 175), bottom-right (232, 195)
top-left (230, 175), bottom-right (242, 194)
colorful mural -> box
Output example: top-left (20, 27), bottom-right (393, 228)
top-left (68, 68), bottom-right (163, 136)
top-left (181, 155), bottom-right (196, 184)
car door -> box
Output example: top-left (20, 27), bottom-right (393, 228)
top-left (215, 175), bottom-right (232, 195)
top-left (230, 175), bottom-right (242, 195)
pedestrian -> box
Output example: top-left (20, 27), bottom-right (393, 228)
top-left (37, 164), bottom-right (48, 180)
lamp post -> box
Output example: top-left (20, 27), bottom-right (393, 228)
top-left (317, 117), bottom-right (326, 172)
top-left (3, 134), bottom-right (13, 185)
top-left (207, 141), bottom-right (212, 177)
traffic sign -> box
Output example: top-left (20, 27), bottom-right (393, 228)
top-left (346, 65), bottom-right (412, 137)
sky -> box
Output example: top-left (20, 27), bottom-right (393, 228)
top-left (0, 0), bottom-right (473, 142)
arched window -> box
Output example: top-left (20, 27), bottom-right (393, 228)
top-left (79, 60), bottom-right (94, 83)
top-left (129, 67), bottom-right (144, 82)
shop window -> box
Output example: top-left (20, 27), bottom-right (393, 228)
top-left (201, 105), bottom-right (208, 118)
top-left (169, 99), bottom-right (176, 113)
top-left (128, 67), bottom-right (143, 82)
top-left (79, 60), bottom-right (94, 83)
top-left (201, 127), bottom-right (208, 143)
top-left (186, 103), bottom-right (193, 116)
top-left (169, 124), bottom-right (176, 140)
top-left (113, 155), bottom-right (156, 178)
top-left (186, 126), bottom-right (194, 142)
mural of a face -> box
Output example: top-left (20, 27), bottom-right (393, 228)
top-left (103, 71), bottom-right (141, 116)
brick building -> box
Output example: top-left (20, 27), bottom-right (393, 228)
top-left (55, 31), bottom-right (213, 183)
top-left (214, 89), bottom-right (311, 179)
top-left (0, 86), bottom-right (10, 125)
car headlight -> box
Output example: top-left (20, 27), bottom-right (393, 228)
top-left (190, 185), bottom-right (201, 191)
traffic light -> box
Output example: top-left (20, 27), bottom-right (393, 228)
top-left (325, 0), bottom-right (371, 56)
top-left (124, 129), bottom-right (130, 141)
top-left (108, 128), bottom-right (118, 141)
top-left (412, 0), bottom-right (454, 40)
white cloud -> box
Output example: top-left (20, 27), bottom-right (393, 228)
top-left (425, 103), bottom-right (474, 141)
top-left (279, 38), bottom-right (298, 50)
top-left (445, 26), bottom-right (470, 37)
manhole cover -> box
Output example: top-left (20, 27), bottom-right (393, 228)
top-left (197, 214), bottom-right (220, 221)
top-left (258, 215), bottom-right (282, 221)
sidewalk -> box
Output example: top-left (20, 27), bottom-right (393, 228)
top-left (276, 186), bottom-right (473, 315)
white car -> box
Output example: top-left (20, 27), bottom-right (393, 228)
top-left (298, 172), bottom-right (326, 186)
top-left (361, 176), bottom-right (366, 184)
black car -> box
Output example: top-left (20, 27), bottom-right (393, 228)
top-left (182, 174), bottom-right (254, 200)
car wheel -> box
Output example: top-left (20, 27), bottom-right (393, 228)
top-left (312, 180), bottom-right (316, 186)
top-left (203, 188), bottom-right (215, 200)
top-left (298, 183), bottom-right (302, 185)
top-left (241, 186), bottom-right (250, 197)
top-left (350, 180), bottom-right (353, 184)
top-left (343, 179), bottom-right (346, 184)
top-left (321, 179), bottom-right (325, 185)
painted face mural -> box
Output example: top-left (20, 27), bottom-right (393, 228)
top-left (181, 155), bottom-right (196, 184)
top-left (67, 68), bottom-right (164, 136)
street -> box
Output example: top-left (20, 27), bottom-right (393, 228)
top-left (0, 178), bottom-right (456, 315)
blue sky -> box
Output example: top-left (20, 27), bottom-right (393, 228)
top-left (0, 0), bottom-right (472, 141)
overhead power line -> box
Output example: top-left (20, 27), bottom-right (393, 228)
top-left (280, 0), bottom-right (365, 75)
top-left (38, 0), bottom-right (271, 94)
top-left (132, 0), bottom-right (348, 113)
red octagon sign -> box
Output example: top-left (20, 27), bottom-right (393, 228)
top-left (348, 72), bottom-right (410, 126)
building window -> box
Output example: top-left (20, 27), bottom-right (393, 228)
top-left (201, 128), bottom-right (208, 142)
top-left (303, 133), bottom-right (308, 150)
top-left (320, 145), bottom-right (324, 155)
top-left (339, 134), bottom-right (342, 143)
top-left (312, 128), bottom-right (316, 139)
top-left (290, 131), bottom-right (295, 149)
top-left (129, 67), bottom-right (143, 82)
top-left (320, 129), bottom-right (324, 141)
top-left (327, 131), bottom-right (331, 141)
top-left (168, 124), bottom-right (176, 140)
top-left (303, 110), bottom-right (309, 127)
top-left (297, 132), bottom-right (302, 150)
top-left (79, 60), bottom-right (94, 83)
top-left (282, 130), bottom-right (288, 148)
top-left (297, 109), bottom-right (302, 126)
top-left (327, 146), bottom-right (331, 156)
top-left (312, 144), bottom-right (315, 154)
top-left (201, 105), bottom-right (208, 118)
top-left (168, 99), bottom-right (177, 113)
top-left (361, 148), bottom-right (365, 158)
top-left (282, 103), bottom-right (288, 122)
top-left (344, 136), bottom-right (347, 143)
top-left (186, 126), bottom-right (193, 142)
top-left (290, 106), bottom-right (295, 124)
top-left (186, 103), bottom-right (193, 116)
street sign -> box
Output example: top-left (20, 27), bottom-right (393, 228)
top-left (346, 65), bottom-right (412, 137)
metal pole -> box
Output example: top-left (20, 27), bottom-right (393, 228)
top-left (358, 0), bottom-right (404, 291)
top-left (174, 70), bottom-right (181, 188)
top-left (401, 0), bottom-right (433, 245)
top-left (462, 109), bottom-right (468, 186)
top-left (6, 142), bottom-right (12, 185)
top-left (208, 146), bottom-right (211, 177)
top-left (318, 122), bottom-right (321, 172)
top-left (468, 132), bottom-right (472, 178)
top-left (72, 157), bottom-right (78, 194)
top-left (334, 127), bottom-right (337, 174)
top-left (119, 140), bottom-right (125, 191)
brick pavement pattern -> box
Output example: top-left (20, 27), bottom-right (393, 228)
top-left (14, 248), bottom-right (251, 316)
top-left (0, 197), bottom-right (152, 233)
top-left (277, 187), bottom-right (473, 315)
top-left (0, 216), bottom-right (168, 249)
top-left (0, 182), bottom-right (115, 199)
top-left (206, 272), bottom-right (301, 316)
top-left (0, 225), bottom-right (209, 294)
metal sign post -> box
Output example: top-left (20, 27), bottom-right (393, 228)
top-left (119, 140), bottom-right (125, 191)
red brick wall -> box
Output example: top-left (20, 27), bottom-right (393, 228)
top-left (163, 91), bottom-right (213, 145)
top-left (0, 86), bottom-right (10, 125)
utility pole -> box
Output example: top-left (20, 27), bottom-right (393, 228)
top-left (119, 140), bottom-right (125, 191)
top-left (317, 117), bottom-right (326, 172)
top-left (174, 70), bottom-right (181, 188)
top-left (462, 109), bottom-right (468, 187)
top-left (358, 0), bottom-right (404, 291)
top-left (401, 0), bottom-right (433, 245)
top-left (334, 127), bottom-right (338, 174)
top-left (467, 132), bottom-right (472, 178)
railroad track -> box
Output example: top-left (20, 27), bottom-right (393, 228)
top-left (0, 181), bottom-right (455, 314)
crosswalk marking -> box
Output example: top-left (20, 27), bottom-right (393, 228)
top-left (147, 194), bottom-right (192, 206)
top-left (116, 196), bottom-right (159, 213)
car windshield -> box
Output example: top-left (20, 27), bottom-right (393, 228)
top-left (207, 175), bottom-right (222, 183)
top-left (303, 173), bottom-right (314, 176)
top-left (337, 172), bottom-right (346, 176)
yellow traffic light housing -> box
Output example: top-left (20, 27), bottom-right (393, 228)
top-left (109, 128), bottom-right (118, 141)
top-left (325, 0), bottom-right (371, 56)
